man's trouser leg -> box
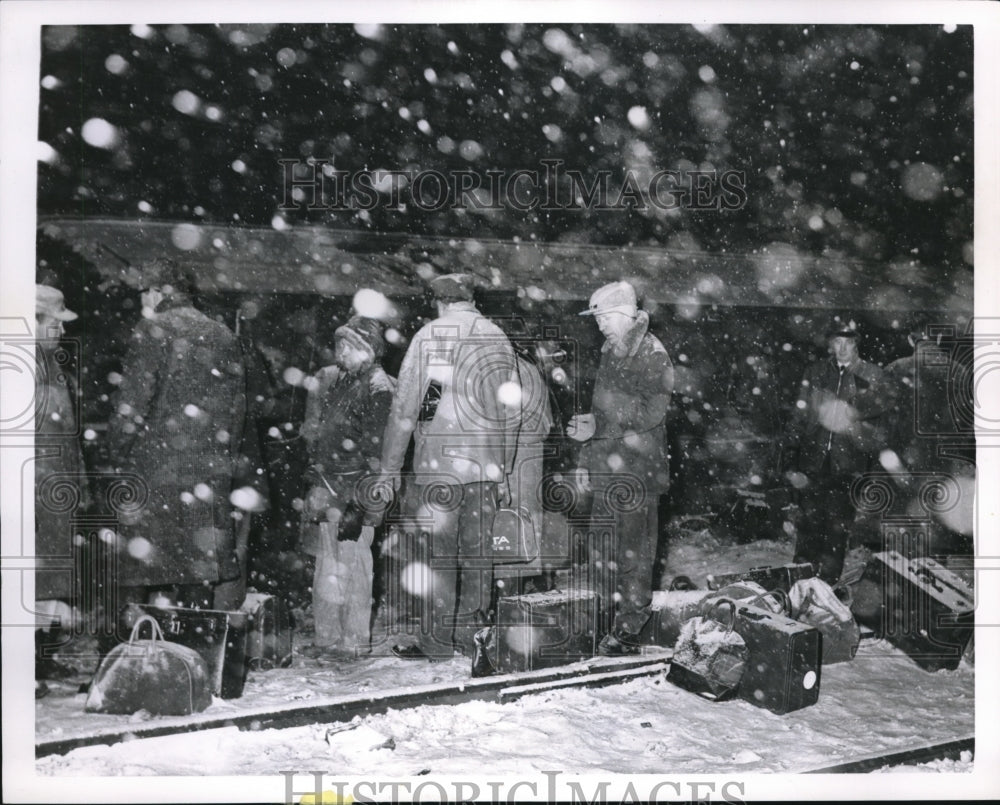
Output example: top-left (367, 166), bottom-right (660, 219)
top-left (417, 481), bottom-right (496, 658)
top-left (590, 475), bottom-right (656, 641)
top-left (794, 472), bottom-right (854, 584)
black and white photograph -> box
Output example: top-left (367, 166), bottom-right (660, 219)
top-left (2, 1), bottom-right (999, 802)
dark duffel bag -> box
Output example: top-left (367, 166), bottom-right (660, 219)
top-left (120, 603), bottom-right (249, 699)
top-left (86, 615), bottom-right (212, 715)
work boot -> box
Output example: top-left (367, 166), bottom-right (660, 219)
top-left (597, 633), bottom-right (639, 657)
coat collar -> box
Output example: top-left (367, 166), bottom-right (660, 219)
top-left (602, 310), bottom-right (650, 358)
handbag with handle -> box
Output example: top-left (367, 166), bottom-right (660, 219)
top-left (85, 614), bottom-right (213, 715)
top-left (669, 598), bottom-right (749, 701)
top-left (491, 505), bottom-right (539, 564)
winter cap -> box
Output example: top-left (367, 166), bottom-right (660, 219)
top-left (826, 316), bottom-right (860, 339)
top-left (145, 258), bottom-right (197, 296)
top-left (579, 281), bottom-right (638, 317)
top-left (36, 284), bottom-right (78, 322)
top-left (429, 273), bottom-right (477, 303)
top-left (335, 315), bottom-right (385, 360)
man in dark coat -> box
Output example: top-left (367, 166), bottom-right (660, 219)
top-left (881, 323), bottom-right (975, 553)
top-left (299, 316), bottom-right (395, 658)
top-left (570, 281), bottom-right (674, 653)
top-left (785, 317), bottom-right (888, 583)
top-left (34, 284), bottom-right (89, 688)
top-left (106, 260), bottom-right (247, 612)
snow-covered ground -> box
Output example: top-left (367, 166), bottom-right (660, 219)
top-left (23, 523), bottom-right (986, 805)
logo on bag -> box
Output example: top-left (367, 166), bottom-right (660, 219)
top-left (492, 534), bottom-right (512, 551)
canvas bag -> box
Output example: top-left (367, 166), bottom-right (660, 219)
top-left (789, 577), bottom-right (861, 664)
top-left (85, 614), bottom-right (212, 715)
top-left (491, 505), bottom-right (539, 564)
top-left (670, 598), bottom-right (749, 701)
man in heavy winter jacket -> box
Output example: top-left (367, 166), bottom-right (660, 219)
top-left (106, 260), bottom-right (247, 613)
top-left (34, 284), bottom-right (89, 690)
top-left (299, 315), bottom-right (395, 658)
top-left (785, 318), bottom-right (888, 583)
top-left (379, 273), bottom-right (518, 659)
top-left (570, 281), bottom-right (674, 653)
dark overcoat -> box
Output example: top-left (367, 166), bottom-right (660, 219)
top-left (35, 346), bottom-right (90, 600)
top-left (107, 298), bottom-right (246, 588)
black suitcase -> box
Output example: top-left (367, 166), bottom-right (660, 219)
top-left (706, 562), bottom-right (815, 593)
top-left (120, 603), bottom-right (249, 699)
top-left (240, 592), bottom-right (294, 670)
top-left (731, 602), bottom-right (822, 714)
top-left (850, 551), bottom-right (974, 671)
top-left (494, 588), bottom-right (600, 673)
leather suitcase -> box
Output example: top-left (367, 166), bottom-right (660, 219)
top-left (707, 562), bottom-right (815, 593)
top-left (121, 603), bottom-right (249, 699)
top-left (240, 592), bottom-right (294, 670)
top-left (494, 588), bottom-right (600, 673)
top-left (731, 602), bottom-right (822, 714)
top-left (849, 551), bottom-right (973, 671)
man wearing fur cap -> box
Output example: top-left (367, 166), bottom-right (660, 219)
top-left (299, 315), bottom-right (395, 658)
top-left (570, 280), bottom-right (674, 655)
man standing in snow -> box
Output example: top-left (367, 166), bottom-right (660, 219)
top-left (784, 317), bottom-right (887, 583)
top-left (34, 284), bottom-right (90, 695)
top-left (105, 259), bottom-right (248, 617)
top-left (378, 273), bottom-right (518, 660)
top-left (569, 281), bottom-right (674, 655)
top-left (299, 316), bottom-right (395, 659)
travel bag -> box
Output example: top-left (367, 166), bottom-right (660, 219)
top-left (669, 599), bottom-right (749, 701)
top-left (706, 562), bottom-right (815, 593)
top-left (120, 603), bottom-right (249, 699)
top-left (86, 614), bottom-right (212, 715)
top-left (493, 588), bottom-right (600, 673)
top-left (849, 551), bottom-right (973, 671)
top-left (240, 592), bottom-right (295, 670)
top-left (731, 600), bottom-right (822, 714)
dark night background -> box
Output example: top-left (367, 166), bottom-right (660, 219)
top-left (33, 22), bottom-right (975, 522)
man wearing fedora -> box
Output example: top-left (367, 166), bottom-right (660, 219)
top-left (784, 316), bottom-right (888, 583)
top-left (34, 284), bottom-right (90, 694)
top-left (569, 280), bottom-right (674, 655)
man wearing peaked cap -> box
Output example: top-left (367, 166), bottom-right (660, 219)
top-left (784, 313), bottom-right (888, 583)
top-left (570, 280), bottom-right (675, 655)
top-left (428, 272), bottom-right (477, 303)
top-left (34, 284), bottom-right (88, 691)
top-left (579, 280), bottom-right (638, 319)
top-left (378, 271), bottom-right (518, 660)
top-left (36, 284), bottom-right (79, 323)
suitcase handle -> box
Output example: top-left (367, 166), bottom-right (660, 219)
top-left (706, 598), bottom-right (738, 633)
top-left (128, 614), bottom-right (167, 647)
top-left (746, 588), bottom-right (791, 616)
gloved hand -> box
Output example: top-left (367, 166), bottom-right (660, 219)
top-left (567, 413), bottom-right (596, 442)
top-left (303, 484), bottom-right (335, 523)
